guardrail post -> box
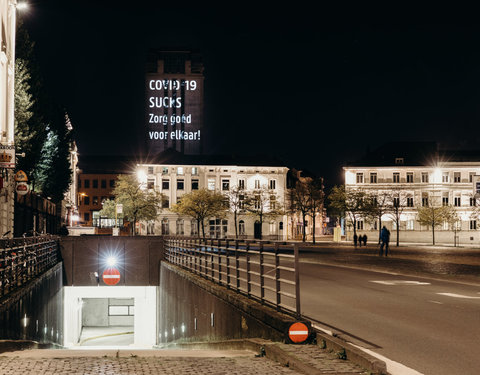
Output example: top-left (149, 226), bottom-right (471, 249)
top-left (294, 243), bottom-right (301, 317)
top-left (260, 242), bottom-right (264, 303)
top-left (246, 242), bottom-right (251, 297)
top-left (235, 240), bottom-right (240, 291)
top-left (225, 239), bottom-right (230, 288)
top-left (274, 242), bottom-right (280, 311)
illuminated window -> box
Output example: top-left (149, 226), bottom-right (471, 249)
top-left (191, 167), bottom-right (198, 175)
top-left (356, 173), bottom-right (363, 183)
top-left (177, 167), bottom-right (184, 175)
top-left (393, 173), bottom-right (400, 183)
top-left (406, 172), bottom-right (413, 183)
top-left (208, 179), bottom-right (215, 190)
top-left (370, 173), bottom-right (377, 183)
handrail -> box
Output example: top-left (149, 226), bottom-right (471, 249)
top-left (0, 235), bottom-right (60, 298)
top-left (163, 236), bottom-right (301, 317)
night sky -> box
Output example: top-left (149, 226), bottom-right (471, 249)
top-left (20, 2), bottom-right (480, 185)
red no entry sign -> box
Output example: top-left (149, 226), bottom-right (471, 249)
top-left (102, 267), bottom-right (120, 285)
top-left (288, 322), bottom-right (310, 344)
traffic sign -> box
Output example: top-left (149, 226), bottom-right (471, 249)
top-left (15, 182), bottom-right (29, 196)
top-left (14, 170), bottom-right (28, 182)
top-left (287, 322), bottom-right (310, 344)
top-left (102, 267), bottom-right (120, 285)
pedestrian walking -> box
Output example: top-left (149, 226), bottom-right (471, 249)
top-left (362, 234), bottom-right (367, 246)
top-left (353, 233), bottom-right (358, 248)
top-left (379, 226), bottom-right (390, 256)
top-left (358, 234), bottom-right (362, 247)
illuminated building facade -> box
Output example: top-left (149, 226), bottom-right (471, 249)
top-left (343, 142), bottom-right (480, 245)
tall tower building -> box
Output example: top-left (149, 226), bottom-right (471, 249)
top-left (145, 50), bottom-right (204, 155)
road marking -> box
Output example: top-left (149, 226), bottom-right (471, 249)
top-left (428, 300), bottom-right (443, 304)
top-left (436, 293), bottom-right (480, 299)
top-left (349, 343), bottom-right (424, 375)
top-left (312, 324), bottom-right (333, 336)
top-left (370, 280), bottom-right (431, 286)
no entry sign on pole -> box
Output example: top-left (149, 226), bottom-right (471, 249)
top-left (287, 322), bottom-right (310, 344)
top-left (102, 267), bottom-right (120, 285)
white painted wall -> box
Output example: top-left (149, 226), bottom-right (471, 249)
top-left (63, 286), bottom-right (157, 347)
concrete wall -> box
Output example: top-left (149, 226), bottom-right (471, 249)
top-left (0, 262), bottom-right (63, 345)
top-left (81, 298), bottom-right (134, 327)
top-left (158, 262), bottom-right (296, 345)
top-left (60, 236), bottom-right (164, 286)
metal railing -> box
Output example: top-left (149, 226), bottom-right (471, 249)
top-left (164, 236), bottom-right (301, 317)
top-left (0, 235), bottom-right (60, 298)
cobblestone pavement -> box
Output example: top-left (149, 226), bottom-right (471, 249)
top-left (0, 344), bottom-right (370, 375)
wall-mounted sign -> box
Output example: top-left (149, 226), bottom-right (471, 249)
top-left (102, 267), bottom-right (121, 286)
top-left (14, 170), bottom-right (28, 182)
top-left (0, 144), bottom-right (15, 169)
top-left (15, 182), bottom-right (29, 196)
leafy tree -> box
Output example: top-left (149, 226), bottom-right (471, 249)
top-left (328, 185), bottom-right (367, 240)
top-left (171, 189), bottom-right (226, 239)
top-left (244, 185), bottom-right (283, 240)
top-left (100, 174), bottom-right (163, 235)
top-left (416, 204), bottom-right (456, 245)
top-left (224, 185), bottom-right (246, 239)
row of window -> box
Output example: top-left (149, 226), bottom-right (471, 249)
top-left (356, 219), bottom-right (478, 230)
top-left (153, 178), bottom-right (277, 191)
top-left (371, 194), bottom-right (475, 207)
top-left (78, 179), bottom-right (115, 189)
top-left (79, 196), bottom-right (108, 206)
top-left (356, 172), bottom-right (477, 184)
top-left (149, 166), bottom-right (279, 176)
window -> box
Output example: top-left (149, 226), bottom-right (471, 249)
top-left (191, 179), bottom-right (199, 190)
top-left (191, 167), bottom-right (198, 175)
top-left (454, 196), bottom-right (461, 207)
top-left (406, 220), bottom-right (414, 230)
top-left (238, 179), bottom-right (245, 189)
top-left (207, 178), bottom-right (215, 191)
top-left (279, 222), bottom-right (284, 231)
top-left (269, 179), bottom-right (276, 189)
top-left (442, 172), bottom-right (449, 183)
top-left (454, 172), bottom-right (461, 183)
top-left (84, 196), bottom-right (90, 205)
top-left (109, 179), bottom-right (115, 188)
top-left (147, 179), bottom-right (155, 190)
top-left (93, 196), bottom-right (98, 205)
top-left (357, 220), bottom-right (364, 230)
top-left (442, 196), bottom-right (449, 206)
top-left (270, 195), bottom-right (276, 210)
top-left (421, 172), bottom-right (429, 183)
top-left (395, 157), bottom-right (404, 165)
top-left (84, 179), bottom-right (90, 188)
top-left (176, 219), bottom-right (184, 235)
top-left (101, 179), bottom-right (106, 188)
top-left (209, 219), bottom-right (228, 238)
top-left (393, 197), bottom-right (400, 207)
top-left (177, 179), bottom-right (184, 190)
top-left (162, 179), bottom-right (169, 190)
top-left (239, 220), bottom-right (245, 235)
top-left (393, 173), bottom-right (400, 183)
top-left (406, 172), bottom-right (413, 183)
top-left (470, 220), bottom-right (477, 230)
top-left (370, 173), bottom-right (377, 183)
top-left (422, 195), bottom-right (429, 207)
top-left (356, 173), bottom-right (364, 183)
top-left (443, 221), bottom-right (449, 230)
top-left (407, 197), bottom-right (414, 207)
top-left (269, 221), bottom-right (276, 235)
top-left (254, 179), bottom-right (261, 189)
top-left (190, 220), bottom-right (198, 236)
top-left (239, 194), bottom-right (245, 210)
top-left (222, 179), bottom-right (230, 191)
top-left (254, 195), bottom-right (261, 210)
top-left (470, 197), bottom-right (477, 207)
top-left (93, 179), bottom-right (98, 188)
top-left (162, 197), bottom-right (169, 208)
top-left (161, 218), bottom-right (169, 235)
top-left (177, 167), bottom-right (184, 175)
top-left (84, 213), bottom-right (90, 222)
top-left (148, 166), bottom-right (154, 175)
top-left (470, 172), bottom-right (476, 183)
top-left (162, 167), bottom-right (168, 175)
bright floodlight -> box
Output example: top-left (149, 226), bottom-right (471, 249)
top-left (106, 256), bottom-right (117, 267)
top-left (17, 2), bottom-right (29, 10)
top-left (137, 169), bottom-right (147, 183)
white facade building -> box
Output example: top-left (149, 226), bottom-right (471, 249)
top-left (343, 142), bottom-right (480, 245)
top-left (136, 155), bottom-right (288, 240)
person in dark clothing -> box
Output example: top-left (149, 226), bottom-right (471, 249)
top-left (353, 233), bottom-right (358, 247)
top-left (362, 234), bottom-right (367, 246)
top-left (379, 226), bottom-right (390, 256)
top-left (358, 234), bottom-right (362, 247)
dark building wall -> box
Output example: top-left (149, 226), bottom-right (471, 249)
top-left (158, 262), bottom-right (295, 345)
top-left (0, 262), bottom-right (63, 345)
top-left (60, 236), bottom-right (164, 286)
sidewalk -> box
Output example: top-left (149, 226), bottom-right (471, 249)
top-left (0, 339), bottom-right (375, 375)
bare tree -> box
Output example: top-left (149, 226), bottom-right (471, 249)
top-left (224, 185), bottom-right (245, 239)
top-left (245, 185), bottom-right (283, 240)
top-left (416, 203), bottom-right (456, 245)
top-left (289, 180), bottom-right (311, 242)
top-left (385, 189), bottom-right (409, 247)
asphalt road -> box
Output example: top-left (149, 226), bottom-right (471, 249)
top-left (299, 248), bottom-right (480, 375)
